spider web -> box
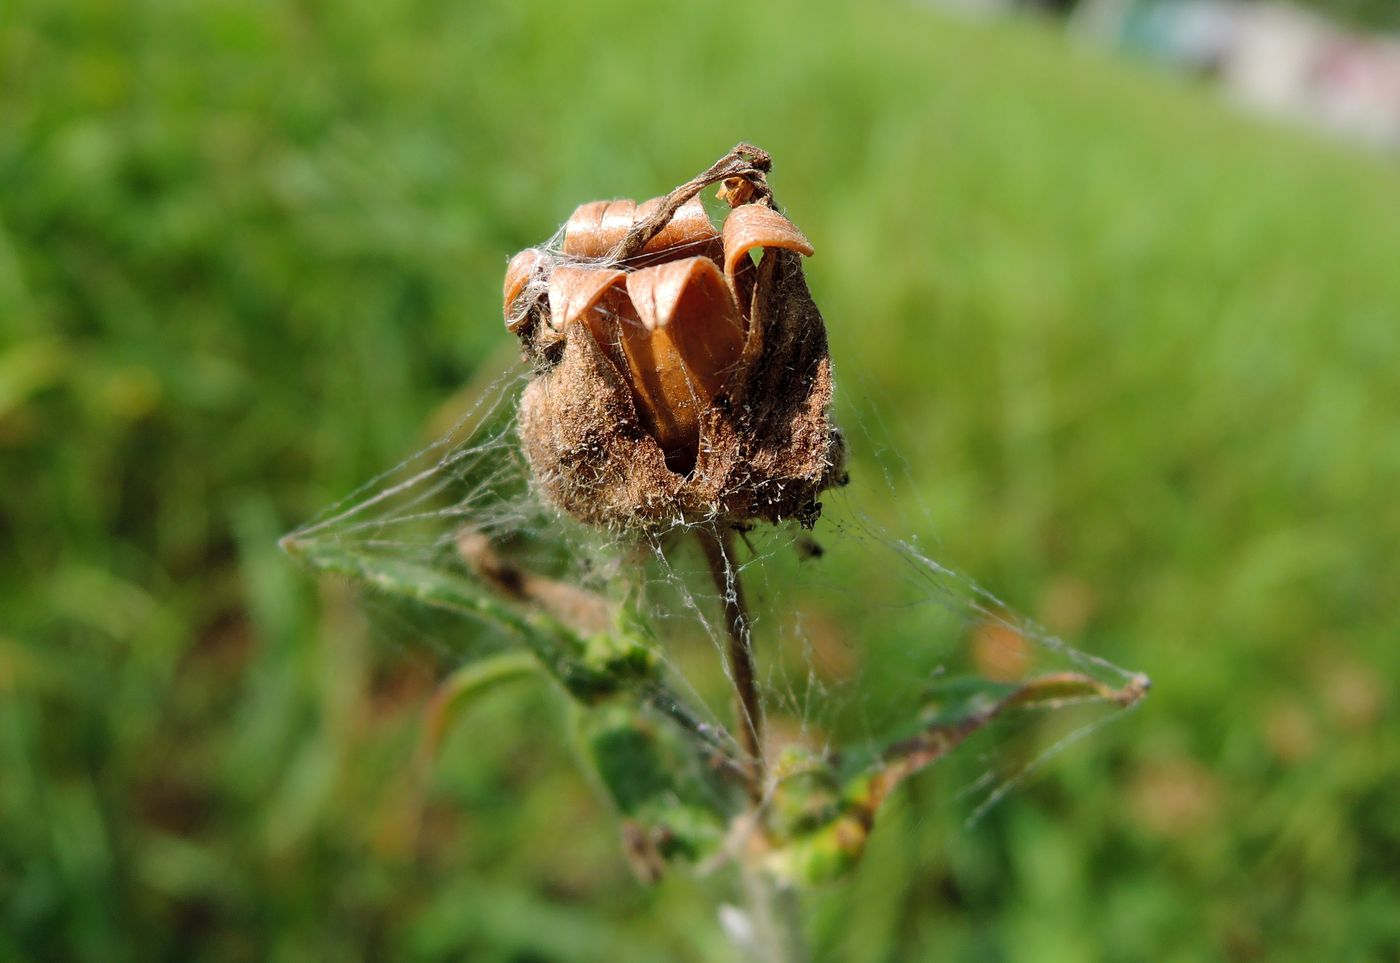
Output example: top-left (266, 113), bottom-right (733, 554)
top-left (283, 347), bottom-right (1147, 836)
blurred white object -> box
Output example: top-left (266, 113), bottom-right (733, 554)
top-left (718, 904), bottom-right (758, 956)
top-left (1088, 0), bottom-right (1400, 152)
top-left (1226, 4), bottom-right (1400, 149)
top-left (934, 0), bottom-right (1400, 152)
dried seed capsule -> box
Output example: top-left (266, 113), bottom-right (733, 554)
top-left (505, 144), bottom-right (845, 531)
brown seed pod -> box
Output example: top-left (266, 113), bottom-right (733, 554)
top-left (503, 144), bottom-right (845, 532)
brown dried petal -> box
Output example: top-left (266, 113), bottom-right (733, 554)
top-left (620, 257), bottom-right (746, 472)
top-left (721, 204), bottom-right (814, 291)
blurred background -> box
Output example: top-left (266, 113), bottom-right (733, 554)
top-left (3, 0), bottom-right (1398, 960)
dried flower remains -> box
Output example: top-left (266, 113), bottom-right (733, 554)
top-left (503, 144), bottom-right (846, 531)
top-left (284, 145), bottom-right (1153, 912)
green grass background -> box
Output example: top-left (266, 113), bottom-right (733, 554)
top-left (3, 0), bottom-right (1399, 960)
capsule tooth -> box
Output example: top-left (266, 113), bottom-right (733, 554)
top-left (721, 204), bottom-right (814, 290)
top-left (503, 249), bottom-right (548, 330)
top-left (562, 200), bottom-right (616, 258)
top-left (547, 265), bottom-right (627, 331)
top-left (618, 257), bottom-right (747, 473)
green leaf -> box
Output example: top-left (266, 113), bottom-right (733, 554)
top-left (765, 671), bottom-right (1149, 887)
top-left (574, 703), bottom-right (731, 880)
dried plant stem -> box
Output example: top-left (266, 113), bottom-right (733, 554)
top-left (696, 523), bottom-right (765, 805)
top-left (611, 143), bottom-right (772, 262)
top-left (697, 525), bottom-right (807, 963)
